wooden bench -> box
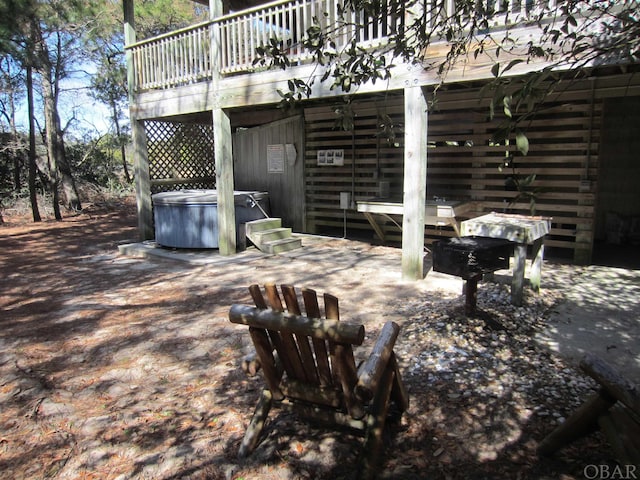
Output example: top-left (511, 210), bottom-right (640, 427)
top-left (460, 213), bottom-right (551, 306)
top-left (538, 354), bottom-right (640, 471)
top-left (229, 283), bottom-right (409, 479)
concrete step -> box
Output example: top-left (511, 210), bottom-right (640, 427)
top-left (250, 227), bottom-right (293, 245)
top-left (262, 237), bottom-right (303, 254)
top-left (245, 218), bottom-right (281, 234)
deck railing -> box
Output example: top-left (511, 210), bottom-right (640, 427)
top-left (129, 21), bottom-right (213, 91)
top-left (127, 0), bottom-right (560, 92)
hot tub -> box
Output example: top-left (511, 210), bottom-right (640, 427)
top-left (152, 189), bottom-right (269, 249)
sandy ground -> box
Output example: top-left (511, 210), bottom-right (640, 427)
top-left (123, 233), bottom-right (640, 384)
top-left (1, 202), bottom-right (639, 479)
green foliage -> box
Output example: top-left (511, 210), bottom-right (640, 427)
top-left (251, 0), bottom-right (639, 165)
top-left (133, 0), bottom-right (209, 39)
top-left (65, 134), bottom-right (132, 189)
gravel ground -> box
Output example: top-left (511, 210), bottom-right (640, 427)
top-left (1, 204), bottom-right (638, 479)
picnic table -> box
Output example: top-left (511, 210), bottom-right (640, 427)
top-left (357, 197), bottom-right (474, 240)
top-left (460, 212), bottom-right (551, 306)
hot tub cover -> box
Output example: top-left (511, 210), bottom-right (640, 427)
top-left (152, 189), bottom-right (268, 206)
top-left (152, 189), bottom-right (270, 249)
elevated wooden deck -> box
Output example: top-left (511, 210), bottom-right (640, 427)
top-left (126, 0), bottom-right (603, 119)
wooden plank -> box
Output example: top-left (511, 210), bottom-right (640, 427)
top-left (302, 288), bottom-right (333, 387)
top-left (598, 405), bottom-right (640, 468)
top-left (263, 284), bottom-right (306, 381)
top-left (248, 328), bottom-right (284, 400)
top-left (580, 354), bottom-right (640, 414)
top-left (324, 293), bottom-right (340, 320)
top-left (282, 285), bottom-right (320, 384)
top-left (264, 283), bottom-right (284, 311)
top-left (332, 342), bottom-right (364, 419)
top-left (282, 379), bottom-right (341, 407)
top-left (537, 389), bottom-right (616, 456)
top-left (249, 284), bottom-right (268, 309)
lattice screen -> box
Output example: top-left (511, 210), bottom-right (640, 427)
top-left (145, 121), bottom-right (216, 194)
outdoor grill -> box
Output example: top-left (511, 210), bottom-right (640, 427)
top-left (432, 236), bottom-right (514, 315)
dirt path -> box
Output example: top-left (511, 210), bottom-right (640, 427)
top-left (1, 203), bottom-right (634, 479)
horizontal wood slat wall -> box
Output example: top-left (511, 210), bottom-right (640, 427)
top-left (304, 81), bottom-right (603, 263)
top-left (304, 94), bottom-right (406, 238)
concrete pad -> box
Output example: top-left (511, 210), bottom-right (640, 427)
top-left (535, 265), bottom-right (640, 383)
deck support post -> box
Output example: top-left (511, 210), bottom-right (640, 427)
top-left (124, 0), bottom-right (153, 241)
top-left (213, 108), bottom-right (236, 255)
top-left (401, 86), bottom-right (428, 280)
top-left (131, 120), bottom-right (153, 240)
top-left (211, 0), bottom-right (236, 255)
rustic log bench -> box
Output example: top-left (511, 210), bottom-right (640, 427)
top-left (538, 354), bottom-right (640, 471)
top-left (432, 236), bottom-right (514, 316)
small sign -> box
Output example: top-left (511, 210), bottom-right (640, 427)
top-left (317, 149), bottom-right (344, 166)
top-left (267, 144), bottom-right (285, 173)
top-left (285, 143), bottom-right (297, 165)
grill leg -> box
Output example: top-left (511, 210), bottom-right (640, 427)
top-left (464, 275), bottom-right (480, 316)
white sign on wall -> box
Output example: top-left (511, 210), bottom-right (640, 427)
top-left (267, 143), bottom-right (297, 173)
top-left (317, 149), bottom-right (344, 166)
top-left (267, 144), bottom-right (285, 173)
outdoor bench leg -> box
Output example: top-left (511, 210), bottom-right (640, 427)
top-left (530, 238), bottom-right (544, 292)
top-left (511, 243), bottom-right (527, 306)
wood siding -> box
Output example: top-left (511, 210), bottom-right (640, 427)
top-left (233, 115), bottom-right (306, 231)
top-left (303, 78), bottom-right (614, 263)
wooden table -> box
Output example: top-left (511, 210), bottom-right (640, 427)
top-left (460, 212), bottom-right (552, 306)
top-left (356, 198), bottom-right (474, 240)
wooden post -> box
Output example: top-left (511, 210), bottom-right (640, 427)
top-left (511, 243), bottom-right (527, 306)
top-left (530, 237), bottom-right (544, 292)
top-left (123, 0), bottom-right (153, 241)
top-left (401, 86), bottom-right (428, 280)
top-left (131, 120), bottom-right (153, 240)
top-left (211, 0), bottom-right (236, 255)
top-left (213, 108), bottom-right (236, 255)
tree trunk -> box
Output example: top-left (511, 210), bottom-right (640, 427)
top-left (26, 64), bottom-right (41, 222)
top-left (112, 100), bottom-right (131, 183)
top-left (32, 22), bottom-right (81, 215)
top-left (41, 77), bottom-right (81, 212)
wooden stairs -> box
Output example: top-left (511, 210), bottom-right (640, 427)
top-left (245, 218), bottom-right (302, 254)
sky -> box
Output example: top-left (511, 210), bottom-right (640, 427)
top-left (14, 64), bottom-right (123, 140)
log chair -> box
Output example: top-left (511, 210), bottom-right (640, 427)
top-left (229, 283), bottom-right (409, 480)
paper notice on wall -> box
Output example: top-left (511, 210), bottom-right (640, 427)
top-left (285, 143), bottom-right (297, 165)
top-left (267, 144), bottom-right (285, 173)
top-left (317, 149), bottom-right (344, 166)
